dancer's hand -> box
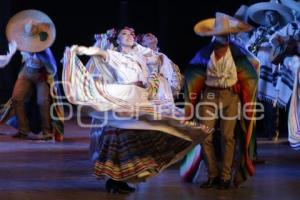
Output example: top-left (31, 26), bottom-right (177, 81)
top-left (70, 45), bottom-right (78, 52)
top-left (70, 45), bottom-right (107, 59)
top-left (0, 40), bottom-right (17, 68)
top-left (8, 40), bottom-right (17, 55)
top-left (76, 46), bottom-right (100, 56)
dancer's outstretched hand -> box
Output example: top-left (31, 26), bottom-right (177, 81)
top-left (77, 46), bottom-right (100, 56)
top-left (0, 40), bottom-right (17, 68)
top-left (70, 45), bottom-right (107, 59)
top-left (8, 40), bottom-right (17, 55)
top-left (70, 45), bottom-right (78, 52)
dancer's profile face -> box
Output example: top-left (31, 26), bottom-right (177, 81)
top-left (142, 33), bottom-right (158, 50)
top-left (117, 29), bottom-right (135, 48)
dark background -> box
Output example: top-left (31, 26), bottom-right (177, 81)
top-left (0, 0), bottom-right (259, 103)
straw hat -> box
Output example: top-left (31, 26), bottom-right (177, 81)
top-left (234, 5), bottom-right (249, 21)
top-left (247, 1), bottom-right (293, 27)
top-left (194, 12), bottom-right (253, 36)
top-left (6, 9), bottom-right (56, 52)
top-left (280, 0), bottom-right (300, 13)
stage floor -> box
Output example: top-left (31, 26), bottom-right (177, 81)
top-left (0, 119), bottom-right (299, 200)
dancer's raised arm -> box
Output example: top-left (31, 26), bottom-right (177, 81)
top-left (71, 45), bottom-right (108, 60)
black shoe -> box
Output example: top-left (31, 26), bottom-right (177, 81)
top-left (118, 181), bottom-right (136, 192)
top-left (12, 132), bottom-right (28, 139)
top-left (218, 179), bottom-right (230, 190)
top-left (105, 179), bottom-right (135, 194)
top-left (200, 177), bottom-right (219, 189)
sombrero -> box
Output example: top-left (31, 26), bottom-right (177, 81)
top-left (247, 1), bottom-right (293, 27)
top-left (280, 0), bottom-right (300, 13)
top-left (6, 9), bottom-right (56, 52)
top-left (234, 5), bottom-right (249, 22)
top-left (194, 12), bottom-right (253, 36)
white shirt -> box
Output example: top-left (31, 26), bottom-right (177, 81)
top-left (23, 53), bottom-right (43, 69)
top-left (105, 49), bottom-right (149, 85)
top-left (246, 25), bottom-right (280, 57)
top-left (270, 22), bottom-right (300, 41)
top-left (205, 47), bottom-right (238, 88)
top-left (270, 22), bottom-right (300, 57)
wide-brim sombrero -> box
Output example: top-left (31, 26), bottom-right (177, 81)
top-left (281, 0), bottom-right (300, 13)
top-left (247, 2), bottom-right (293, 27)
top-left (6, 9), bottom-right (56, 52)
top-left (234, 5), bottom-right (249, 21)
top-left (194, 12), bottom-right (253, 36)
